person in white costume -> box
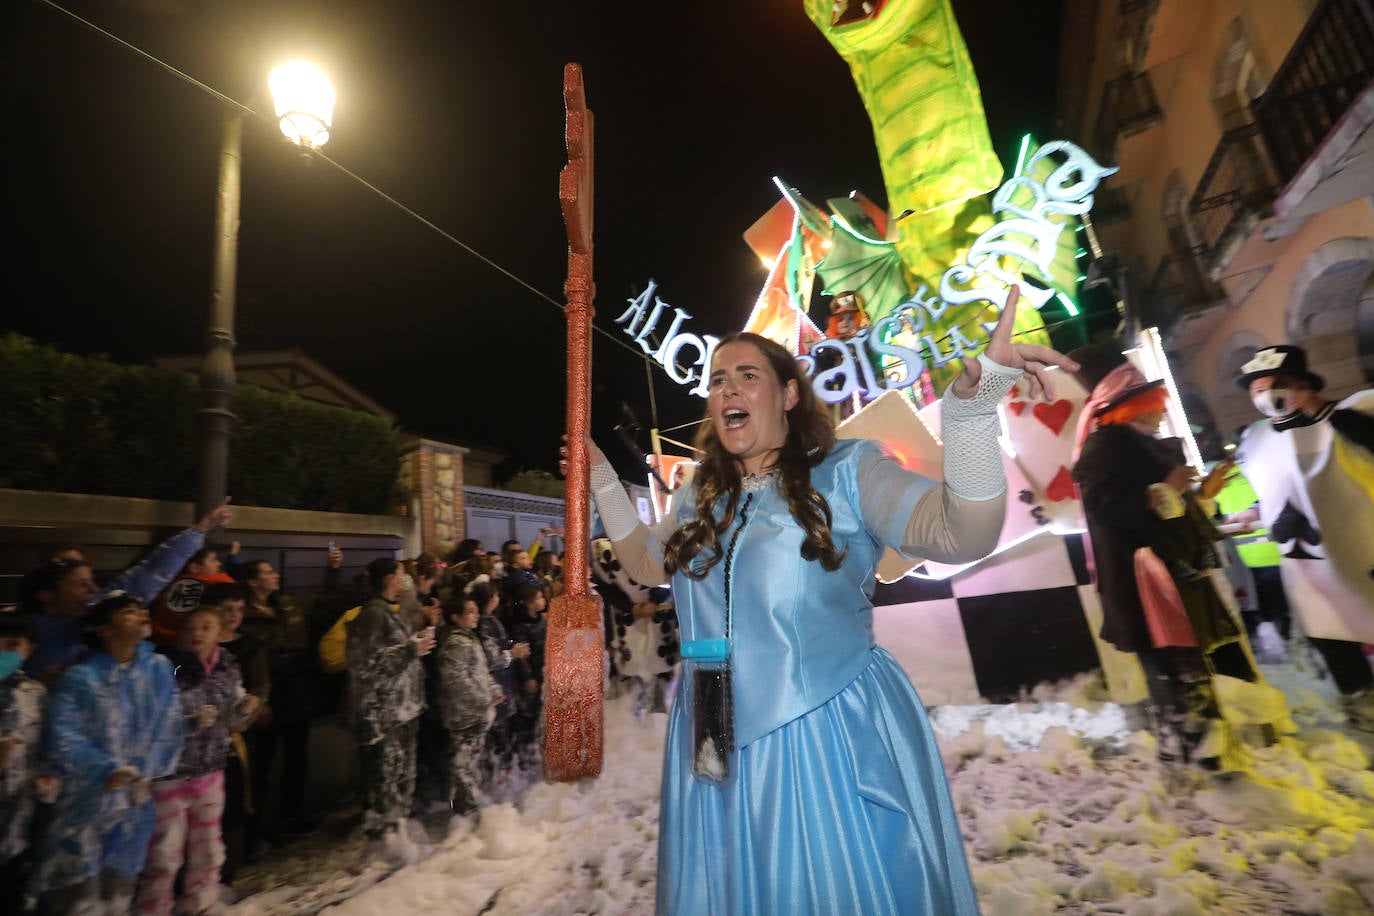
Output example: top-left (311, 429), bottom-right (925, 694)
top-left (1231, 345), bottom-right (1374, 728)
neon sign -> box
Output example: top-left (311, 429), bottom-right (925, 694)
top-left (940, 141), bottom-right (1117, 314)
top-left (613, 281), bottom-right (720, 398)
top-left (615, 140), bottom-right (1116, 403)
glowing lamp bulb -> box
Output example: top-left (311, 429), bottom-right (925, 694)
top-left (269, 61), bottom-right (335, 150)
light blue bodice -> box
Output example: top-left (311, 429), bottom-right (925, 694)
top-left (672, 439), bottom-right (932, 748)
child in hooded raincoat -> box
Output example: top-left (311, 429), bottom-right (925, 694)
top-left (37, 593), bottom-right (183, 915)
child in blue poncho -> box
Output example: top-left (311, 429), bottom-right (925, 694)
top-left (37, 593), bottom-right (183, 914)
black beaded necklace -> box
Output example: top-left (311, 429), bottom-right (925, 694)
top-left (721, 491), bottom-right (755, 641)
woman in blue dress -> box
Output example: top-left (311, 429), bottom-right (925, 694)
top-left (577, 291), bottom-right (1076, 914)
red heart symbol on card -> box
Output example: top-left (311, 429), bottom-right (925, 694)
top-left (1007, 400), bottom-right (1027, 416)
top-left (1032, 399), bottom-right (1073, 436)
top-left (1045, 466), bottom-right (1076, 502)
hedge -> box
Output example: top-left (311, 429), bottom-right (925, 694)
top-left (0, 334), bottom-right (402, 514)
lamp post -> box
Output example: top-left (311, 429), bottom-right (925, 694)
top-left (195, 62), bottom-right (335, 516)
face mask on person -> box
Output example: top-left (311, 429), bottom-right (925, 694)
top-left (0, 651), bottom-right (23, 680)
top-left (1252, 385), bottom-right (1295, 418)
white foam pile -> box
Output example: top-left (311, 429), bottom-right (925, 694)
top-left (232, 662), bottom-right (1374, 915)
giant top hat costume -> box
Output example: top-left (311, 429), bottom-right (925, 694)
top-left (1236, 345), bottom-right (1325, 392)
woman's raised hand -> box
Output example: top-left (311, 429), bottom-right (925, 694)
top-left (559, 433), bottom-right (607, 476)
top-left (949, 285), bottom-right (1081, 401)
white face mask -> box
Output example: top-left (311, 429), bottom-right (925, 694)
top-left (1251, 386), bottom-right (1294, 418)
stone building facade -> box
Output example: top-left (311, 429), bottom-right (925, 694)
top-left (399, 437), bottom-right (469, 557)
top-left (1060, 0), bottom-right (1374, 439)
top-left (398, 437), bottom-right (566, 559)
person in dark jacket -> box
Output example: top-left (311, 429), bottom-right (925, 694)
top-left (500, 584), bottom-right (547, 779)
top-left (1073, 365), bottom-right (1273, 766)
top-left (345, 558), bottom-right (435, 850)
top-left (235, 559), bottom-right (315, 843)
top-left (410, 554), bottom-right (452, 827)
top-left (499, 548), bottom-right (542, 605)
top-left (467, 580), bottom-right (527, 800)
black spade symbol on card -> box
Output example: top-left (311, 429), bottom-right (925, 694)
top-left (1018, 489), bottom-right (1035, 505)
top-left (1272, 501), bottom-right (1323, 560)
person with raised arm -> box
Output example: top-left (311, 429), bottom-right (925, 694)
top-left (566, 288), bottom-right (1077, 914)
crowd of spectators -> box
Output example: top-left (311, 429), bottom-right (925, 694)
top-left (0, 509), bottom-right (570, 915)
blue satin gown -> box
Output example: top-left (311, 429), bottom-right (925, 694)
top-left (657, 439), bottom-right (980, 914)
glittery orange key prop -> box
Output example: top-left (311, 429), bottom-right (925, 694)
top-left (544, 62), bottom-right (605, 782)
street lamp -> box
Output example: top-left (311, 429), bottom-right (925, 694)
top-left (269, 61), bottom-right (336, 150)
top-left (196, 62), bottom-right (334, 515)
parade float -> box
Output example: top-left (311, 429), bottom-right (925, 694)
top-left (547, 2), bottom-right (1217, 781)
top-left (612, 0), bottom-right (1211, 708)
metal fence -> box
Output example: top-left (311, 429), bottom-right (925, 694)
top-left (1095, 71), bottom-right (1163, 159)
top-left (1252, 0), bottom-right (1374, 185)
top-left (1187, 123), bottom-right (1278, 263)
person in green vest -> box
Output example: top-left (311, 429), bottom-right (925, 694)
top-left (1210, 458), bottom-right (1289, 661)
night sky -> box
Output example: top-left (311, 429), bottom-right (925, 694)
top-left (3, 0), bottom-right (1062, 483)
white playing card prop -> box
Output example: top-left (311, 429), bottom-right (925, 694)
top-left (839, 371), bottom-right (1090, 582)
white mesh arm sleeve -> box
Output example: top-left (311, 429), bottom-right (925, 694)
top-left (590, 461), bottom-right (639, 542)
top-left (939, 353), bottom-right (1022, 501)
top-left (589, 460), bottom-right (670, 586)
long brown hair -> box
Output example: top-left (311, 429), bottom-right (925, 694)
top-left (662, 332), bottom-right (844, 578)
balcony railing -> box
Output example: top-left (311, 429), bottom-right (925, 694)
top-left (1142, 245), bottom-right (1225, 330)
top-left (1187, 124), bottom-right (1279, 265)
top-left (1116, 0), bottom-right (1161, 71)
top-left (1251, 0), bottom-right (1374, 186)
top-left (1094, 71), bottom-right (1164, 158)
